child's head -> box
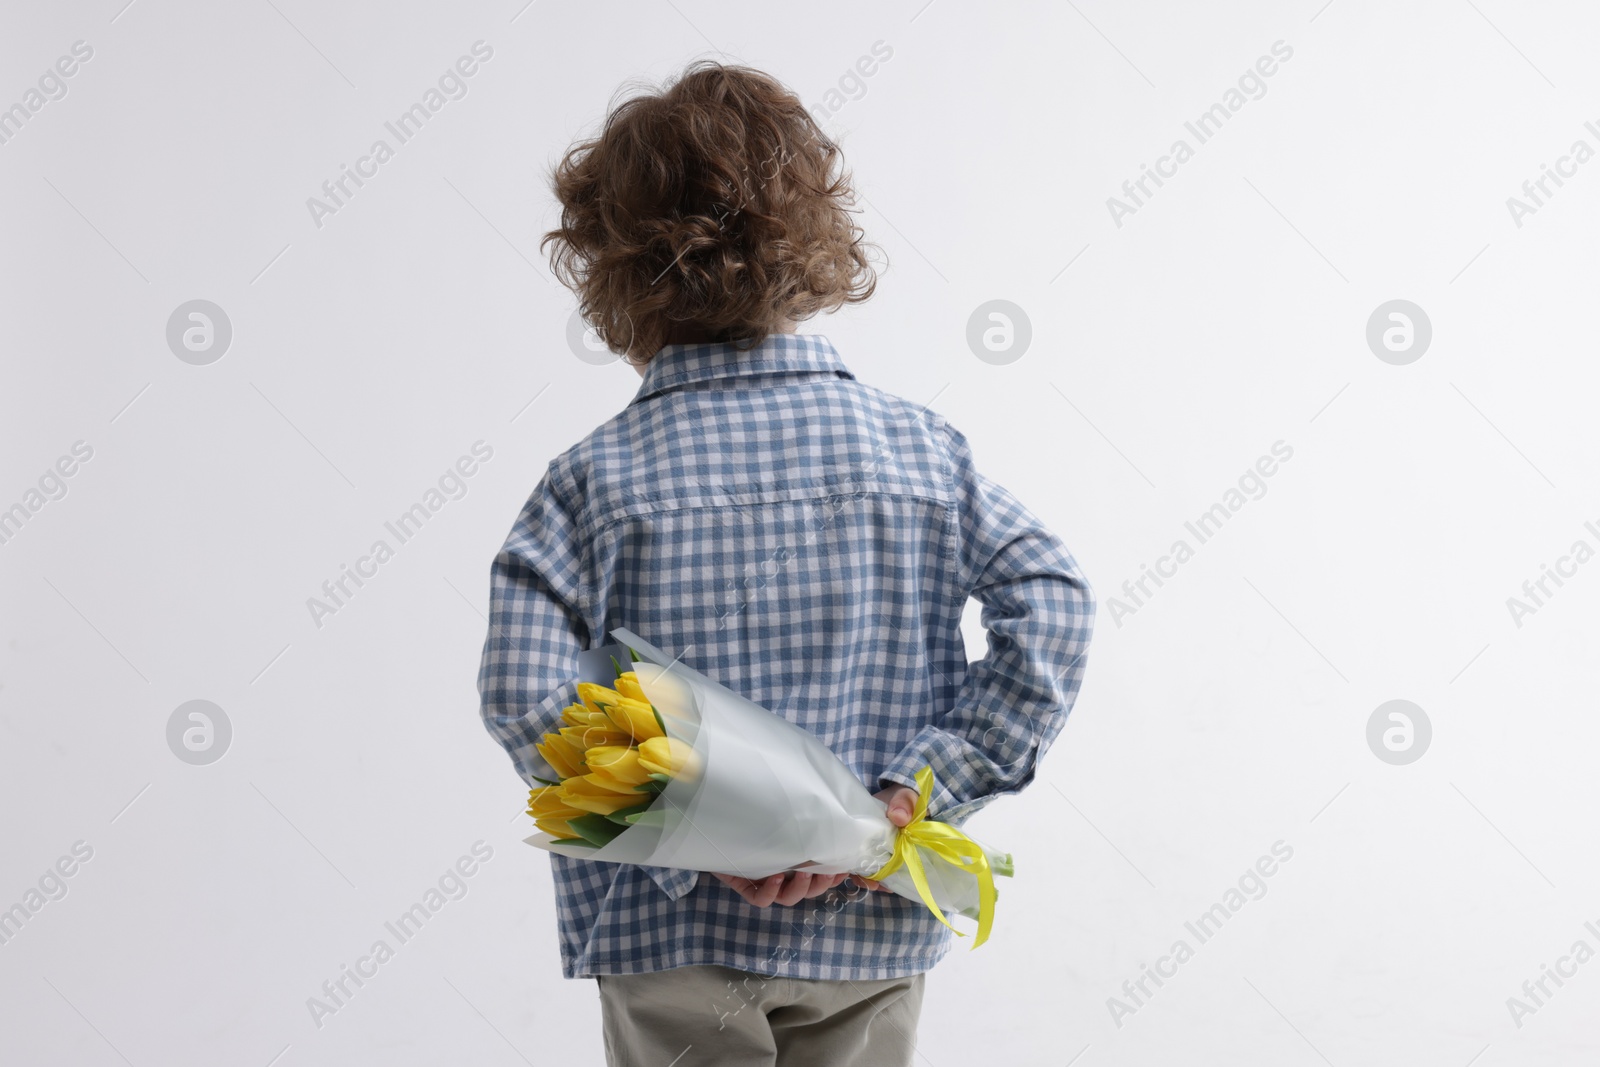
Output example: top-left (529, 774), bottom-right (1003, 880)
top-left (542, 61), bottom-right (878, 365)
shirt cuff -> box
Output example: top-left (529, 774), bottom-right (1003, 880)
top-left (877, 734), bottom-right (993, 829)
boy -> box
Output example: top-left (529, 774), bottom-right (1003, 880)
top-left (477, 60), bottom-right (1094, 1066)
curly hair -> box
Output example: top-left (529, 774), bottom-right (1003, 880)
top-left (541, 61), bottom-right (879, 365)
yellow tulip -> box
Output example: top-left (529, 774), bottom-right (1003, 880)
top-left (603, 696), bottom-right (665, 742)
top-left (577, 682), bottom-right (624, 715)
top-left (584, 745), bottom-right (654, 792)
top-left (561, 702), bottom-right (611, 729)
top-left (637, 736), bottom-right (701, 781)
top-left (528, 785), bottom-right (587, 839)
top-left (535, 813), bottom-right (582, 839)
top-left (536, 733), bottom-right (585, 779)
top-left (615, 671), bottom-right (649, 703)
top-left (560, 775), bottom-right (652, 815)
top-left (559, 723), bottom-right (633, 752)
top-left (528, 785), bottom-right (585, 819)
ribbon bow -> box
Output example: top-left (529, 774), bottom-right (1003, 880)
top-left (865, 765), bottom-right (998, 949)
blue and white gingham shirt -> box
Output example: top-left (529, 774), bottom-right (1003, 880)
top-left (477, 332), bottom-right (1094, 980)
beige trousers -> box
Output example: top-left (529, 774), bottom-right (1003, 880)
top-left (596, 964), bottom-right (926, 1067)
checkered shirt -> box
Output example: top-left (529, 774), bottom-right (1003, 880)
top-left (477, 332), bottom-right (1095, 980)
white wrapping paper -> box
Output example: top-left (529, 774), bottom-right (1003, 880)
top-left (522, 627), bottom-right (1010, 922)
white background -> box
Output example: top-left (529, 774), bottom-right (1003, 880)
top-left (3, 1), bottom-right (1598, 1064)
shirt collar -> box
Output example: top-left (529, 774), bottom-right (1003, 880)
top-left (629, 332), bottom-right (855, 405)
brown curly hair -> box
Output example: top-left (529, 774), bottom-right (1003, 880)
top-left (541, 61), bottom-right (879, 365)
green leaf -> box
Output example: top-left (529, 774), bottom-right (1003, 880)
top-left (647, 772), bottom-right (672, 783)
top-left (610, 654), bottom-right (625, 679)
top-left (603, 800), bottom-right (656, 826)
top-left (564, 813), bottom-right (627, 848)
top-left (991, 852), bottom-right (1015, 878)
top-left (623, 808), bottom-right (670, 828)
top-left (650, 704), bottom-right (667, 734)
top-left (633, 778), bottom-right (667, 796)
top-left (550, 836), bottom-right (599, 849)
top-left (629, 648), bottom-right (641, 662)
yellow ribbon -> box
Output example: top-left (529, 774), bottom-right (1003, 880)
top-left (865, 765), bottom-right (998, 949)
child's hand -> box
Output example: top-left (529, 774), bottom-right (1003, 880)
top-left (713, 784), bottom-right (920, 902)
top-left (854, 782), bottom-right (920, 892)
top-left (876, 782), bottom-right (920, 827)
top-left (712, 870), bottom-right (850, 907)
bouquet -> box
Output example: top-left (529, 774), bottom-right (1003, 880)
top-left (523, 626), bottom-right (1011, 947)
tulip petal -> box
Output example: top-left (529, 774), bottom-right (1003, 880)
top-left (577, 682), bottom-right (624, 715)
top-left (602, 696), bottom-right (666, 742)
top-left (637, 736), bottom-right (701, 781)
top-left (534, 813), bottom-right (583, 840)
top-left (615, 672), bottom-right (648, 703)
top-left (536, 734), bottom-right (585, 779)
top-left (529, 785), bottom-right (586, 819)
top-left (560, 775), bottom-right (654, 814)
top-left (559, 724), bottom-right (633, 751)
top-left (562, 703), bottom-right (611, 729)
top-left (584, 746), bottom-right (654, 789)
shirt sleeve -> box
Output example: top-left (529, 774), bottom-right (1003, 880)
top-left (477, 462), bottom-right (700, 901)
top-left (875, 420), bottom-right (1096, 827)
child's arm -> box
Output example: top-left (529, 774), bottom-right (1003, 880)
top-left (477, 464), bottom-right (699, 901)
top-left (876, 420), bottom-right (1096, 827)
